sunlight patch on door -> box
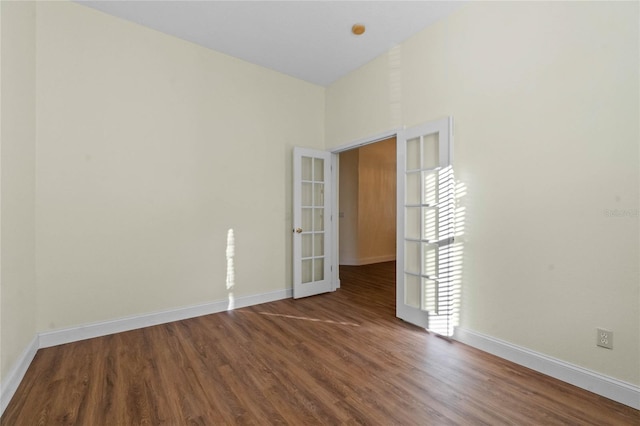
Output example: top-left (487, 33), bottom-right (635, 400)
top-left (427, 172), bottom-right (467, 337)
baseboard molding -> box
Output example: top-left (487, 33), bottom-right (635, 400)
top-left (39, 288), bottom-right (292, 349)
top-left (339, 254), bottom-right (396, 266)
top-left (8, 299), bottom-right (635, 415)
top-left (454, 327), bottom-right (640, 410)
top-left (2, 288), bottom-right (291, 416)
top-left (0, 335), bottom-right (38, 416)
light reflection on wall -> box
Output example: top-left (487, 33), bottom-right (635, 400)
top-left (226, 228), bottom-right (235, 310)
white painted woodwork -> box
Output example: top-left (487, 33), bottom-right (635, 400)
top-left (293, 147), bottom-right (333, 298)
top-left (396, 117), bottom-right (452, 330)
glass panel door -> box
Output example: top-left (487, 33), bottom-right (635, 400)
top-left (293, 147), bottom-right (333, 298)
top-left (396, 118), bottom-right (452, 329)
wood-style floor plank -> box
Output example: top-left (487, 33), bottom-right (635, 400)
top-left (2, 262), bottom-right (638, 425)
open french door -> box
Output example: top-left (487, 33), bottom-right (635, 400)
top-left (292, 147), bottom-right (334, 298)
top-left (396, 117), bottom-right (454, 332)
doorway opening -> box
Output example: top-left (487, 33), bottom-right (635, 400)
top-left (338, 137), bottom-right (396, 267)
top-left (337, 136), bottom-right (397, 301)
top-left (328, 118), bottom-right (462, 336)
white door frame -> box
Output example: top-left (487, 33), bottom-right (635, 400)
top-left (328, 128), bottom-right (402, 290)
top-left (328, 120), bottom-right (453, 329)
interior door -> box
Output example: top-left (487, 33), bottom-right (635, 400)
top-left (396, 118), bottom-right (454, 330)
top-left (292, 147), bottom-right (333, 298)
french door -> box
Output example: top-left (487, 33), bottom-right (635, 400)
top-left (396, 117), bottom-right (454, 332)
top-left (292, 147), bottom-right (333, 298)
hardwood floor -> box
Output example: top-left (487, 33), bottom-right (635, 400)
top-left (2, 261), bottom-right (638, 425)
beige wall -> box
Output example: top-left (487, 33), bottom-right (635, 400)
top-left (0, 1), bottom-right (37, 382)
top-left (327, 2), bottom-right (639, 385)
top-left (338, 149), bottom-right (359, 264)
top-left (34, 2), bottom-right (325, 331)
top-left (1, 0), bottom-right (638, 399)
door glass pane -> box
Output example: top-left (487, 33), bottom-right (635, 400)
top-left (423, 208), bottom-right (438, 242)
top-left (439, 205), bottom-right (453, 240)
top-left (302, 182), bottom-right (312, 206)
top-left (398, 119), bottom-right (452, 328)
top-left (301, 234), bottom-right (312, 258)
top-left (314, 234), bottom-right (324, 256)
top-left (406, 172), bottom-right (420, 205)
top-left (405, 207), bottom-right (420, 239)
top-left (314, 258), bottom-right (324, 281)
top-left (314, 183), bottom-right (324, 206)
top-left (405, 241), bottom-right (420, 274)
top-left (423, 171), bottom-right (439, 206)
top-left (407, 137), bottom-right (420, 170)
top-left (314, 158), bottom-right (324, 181)
top-left (423, 244), bottom-right (438, 277)
top-left (313, 208), bottom-right (324, 231)
top-left (405, 274), bottom-right (420, 308)
top-left (422, 133), bottom-right (439, 169)
top-left (302, 156), bottom-right (313, 181)
top-left (424, 277), bottom-right (438, 313)
top-left (301, 259), bottom-right (313, 283)
top-left (293, 148), bottom-right (332, 299)
top-left (301, 208), bottom-right (312, 231)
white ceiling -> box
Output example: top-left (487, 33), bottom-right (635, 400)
top-left (77, 1), bottom-right (465, 87)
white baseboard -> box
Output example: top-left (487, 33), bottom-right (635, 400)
top-left (7, 298), bottom-right (635, 415)
top-left (1, 288), bottom-right (291, 417)
top-left (339, 254), bottom-right (396, 266)
top-left (0, 335), bottom-right (38, 416)
top-left (454, 327), bottom-right (640, 410)
top-left (39, 288), bottom-right (292, 349)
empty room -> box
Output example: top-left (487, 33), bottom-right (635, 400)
top-left (1, 0), bottom-right (638, 424)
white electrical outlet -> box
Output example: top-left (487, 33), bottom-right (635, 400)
top-left (597, 328), bottom-right (613, 349)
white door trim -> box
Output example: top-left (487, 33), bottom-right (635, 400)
top-left (330, 153), bottom-right (340, 289)
top-left (329, 128), bottom-right (402, 290)
top-left (330, 129), bottom-right (402, 154)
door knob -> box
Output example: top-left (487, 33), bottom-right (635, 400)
top-left (294, 228), bottom-right (303, 233)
